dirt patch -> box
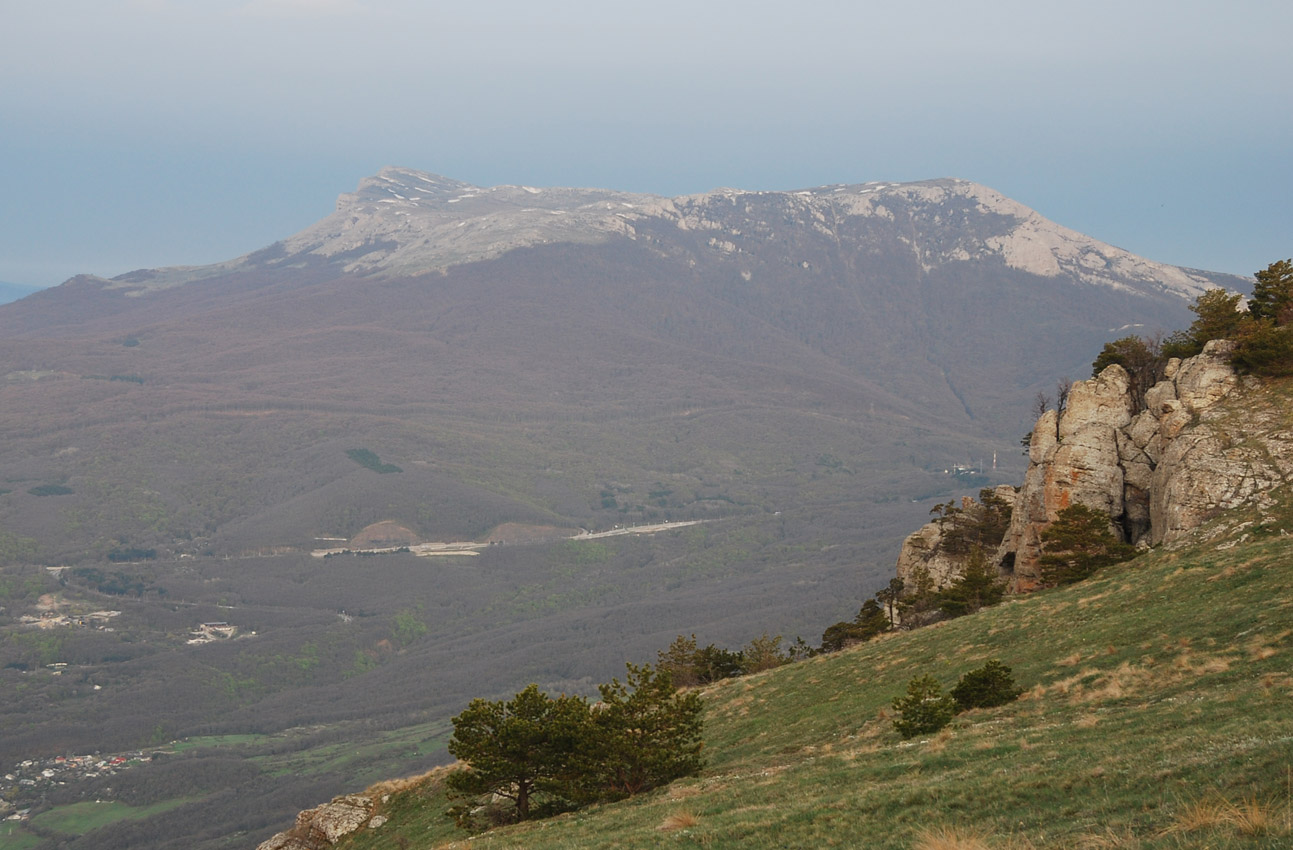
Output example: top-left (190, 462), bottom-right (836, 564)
top-left (484, 523), bottom-right (576, 545)
top-left (350, 521), bottom-right (420, 548)
top-left (34, 593), bottom-right (64, 613)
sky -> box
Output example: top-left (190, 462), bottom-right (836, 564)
top-left (1, 0), bottom-right (1289, 289)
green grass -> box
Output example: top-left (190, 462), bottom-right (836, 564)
top-left (27, 798), bottom-right (191, 837)
top-left (332, 490), bottom-right (1293, 850)
top-left (253, 720), bottom-right (453, 786)
top-left (0, 825), bottom-right (42, 850)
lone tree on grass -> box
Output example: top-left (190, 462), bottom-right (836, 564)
top-left (951, 660), bottom-right (1023, 711)
top-left (891, 674), bottom-right (958, 739)
top-left (445, 664), bottom-right (704, 830)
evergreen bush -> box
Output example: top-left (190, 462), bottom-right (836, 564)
top-left (891, 675), bottom-right (957, 739)
top-left (950, 660), bottom-right (1022, 711)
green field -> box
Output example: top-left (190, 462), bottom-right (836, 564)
top-left (328, 489), bottom-right (1293, 850)
top-left (27, 799), bottom-right (190, 838)
top-left (0, 824), bottom-right (42, 850)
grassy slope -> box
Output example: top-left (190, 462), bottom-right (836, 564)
top-left (336, 490), bottom-right (1293, 850)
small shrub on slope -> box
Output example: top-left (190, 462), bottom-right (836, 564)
top-left (892, 674), bottom-right (957, 739)
top-left (950, 660), bottom-right (1022, 711)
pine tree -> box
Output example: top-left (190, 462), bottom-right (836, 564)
top-left (1249, 259), bottom-right (1293, 324)
top-left (951, 660), bottom-right (1023, 710)
top-left (585, 663), bottom-right (705, 799)
top-left (891, 675), bottom-right (957, 739)
top-left (936, 550), bottom-right (1005, 617)
top-left (1038, 504), bottom-right (1135, 587)
top-left (445, 684), bottom-right (591, 825)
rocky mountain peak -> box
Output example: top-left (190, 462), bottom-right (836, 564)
top-left (86, 167), bottom-right (1240, 301)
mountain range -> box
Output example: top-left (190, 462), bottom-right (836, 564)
top-left (0, 167), bottom-right (1246, 564)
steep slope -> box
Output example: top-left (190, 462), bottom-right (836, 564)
top-left (265, 478), bottom-right (1293, 850)
top-left (242, 375), bottom-right (1293, 850)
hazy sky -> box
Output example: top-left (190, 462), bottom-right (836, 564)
top-left (1, 0), bottom-right (1289, 288)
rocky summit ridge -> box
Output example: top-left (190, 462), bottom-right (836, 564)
top-left (94, 166), bottom-right (1225, 299)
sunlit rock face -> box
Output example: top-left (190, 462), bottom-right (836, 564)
top-left (996, 341), bottom-right (1290, 591)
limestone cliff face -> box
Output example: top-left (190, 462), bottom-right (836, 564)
top-left (995, 340), bottom-right (1291, 590)
top-left (896, 341), bottom-right (1292, 595)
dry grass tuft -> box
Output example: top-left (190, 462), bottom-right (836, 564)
top-left (924, 728), bottom-right (953, 754)
top-left (1249, 642), bottom-right (1279, 661)
top-left (1164, 794), bottom-right (1287, 836)
top-left (1207, 564), bottom-right (1239, 582)
top-left (1260, 672), bottom-right (1291, 692)
top-left (1165, 796), bottom-right (1233, 834)
top-left (1057, 652), bottom-right (1083, 667)
top-left (1227, 796), bottom-right (1280, 835)
top-left (1196, 655), bottom-right (1233, 674)
top-left (367, 764), bottom-right (459, 798)
top-left (1074, 712), bottom-right (1100, 729)
top-left (658, 811), bottom-right (700, 832)
top-left (1077, 662), bottom-right (1154, 704)
top-left (1020, 684), bottom-right (1047, 701)
top-left (912, 825), bottom-right (992, 850)
top-left (994, 836), bottom-right (1039, 850)
top-left (1052, 673), bottom-right (1086, 696)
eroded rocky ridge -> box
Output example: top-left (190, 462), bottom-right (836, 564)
top-left (897, 341), bottom-right (1293, 593)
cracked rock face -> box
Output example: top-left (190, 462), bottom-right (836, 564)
top-left (993, 340), bottom-right (1290, 591)
top-left (256, 795), bottom-right (377, 850)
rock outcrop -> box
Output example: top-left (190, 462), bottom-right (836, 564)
top-left (997, 340), bottom-right (1290, 590)
top-left (897, 341), bottom-right (1292, 595)
top-left (256, 794), bottom-right (379, 850)
top-left (895, 485), bottom-right (1016, 592)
